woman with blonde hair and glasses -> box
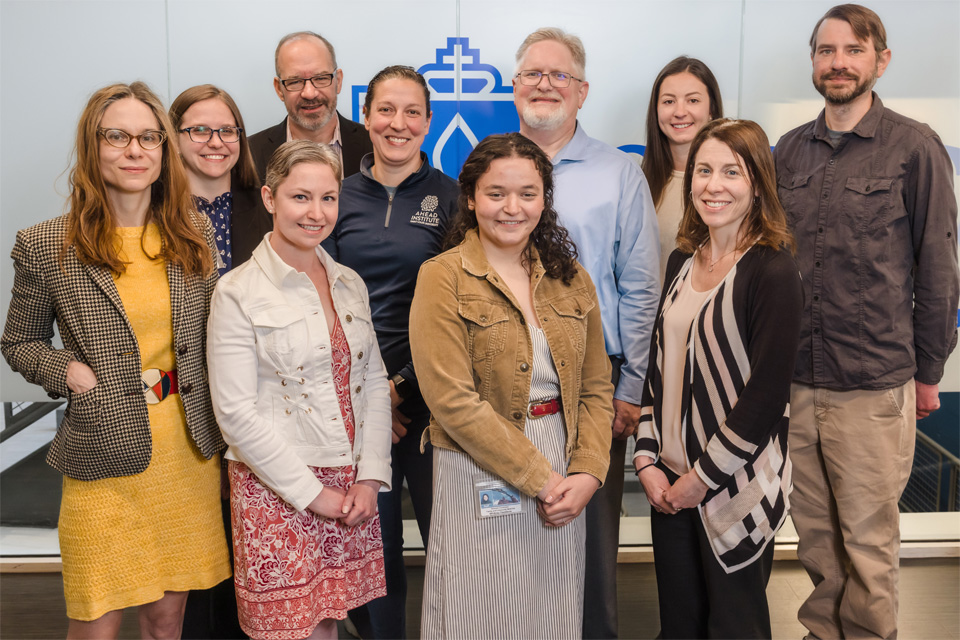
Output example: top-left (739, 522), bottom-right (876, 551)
top-left (208, 140), bottom-right (391, 640)
top-left (2, 81), bottom-right (229, 638)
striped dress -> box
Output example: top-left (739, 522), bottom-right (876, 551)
top-left (421, 326), bottom-right (584, 639)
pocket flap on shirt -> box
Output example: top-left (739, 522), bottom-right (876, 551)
top-left (458, 300), bottom-right (510, 327)
top-left (550, 296), bottom-right (596, 319)
top-left (778, 173), bottom-right (811, 190)
top-left (249, 306), bottom-right (303, 329)
top-left (844, 176), bottom-right (892, 195)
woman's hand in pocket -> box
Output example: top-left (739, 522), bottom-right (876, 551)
top-left (66, 360), bottom-right (97, 394)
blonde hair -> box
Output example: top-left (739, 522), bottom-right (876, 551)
top-left (265, 140), bottom-right (343, 193)
top-left (64, 81), bottom-right (212, 276)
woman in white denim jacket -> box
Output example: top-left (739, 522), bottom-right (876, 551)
top-left (207, 141), bottom-right (392, 640)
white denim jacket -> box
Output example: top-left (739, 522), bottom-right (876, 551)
top-left (208, 235), bottom-right (392, 511)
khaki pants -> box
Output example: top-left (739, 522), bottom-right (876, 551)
top-left (789, 382), bottom-right (916, 640)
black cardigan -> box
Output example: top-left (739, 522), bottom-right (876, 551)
top-left (635, 244), bottom-right (803, 572)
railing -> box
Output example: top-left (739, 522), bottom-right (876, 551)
top-left (900, 430), bottom-right (960, 513)
top-left (1, 402), bottom-right (63, 444)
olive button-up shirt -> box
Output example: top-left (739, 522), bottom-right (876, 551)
top-left (774, 93), bottom-right (959, 390)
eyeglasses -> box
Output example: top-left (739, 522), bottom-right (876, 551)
top-left (179, 126), bottom-right (243, 144)
top-left (97, 128), bottom-right (166, 150)
top-left (515, 70), bottom-right (583, 88)
top-left (278, 72), bottom-right (337, 92)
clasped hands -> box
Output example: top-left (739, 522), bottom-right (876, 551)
top-left (635, 455), bottom-right (708, 515)
top-left (307, 479), bottom-right (381, 527)
top-left (536, 470), bottom-right (600, 528)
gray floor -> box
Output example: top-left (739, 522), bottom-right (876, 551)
top-left (2, 558), bottom-right (957, 639)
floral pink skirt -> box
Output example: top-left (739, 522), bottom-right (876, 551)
top-left (229, 461), bottom-right (386, 640)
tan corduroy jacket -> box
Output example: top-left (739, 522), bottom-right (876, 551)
top-left (409, 229), bottom-right (614, 497)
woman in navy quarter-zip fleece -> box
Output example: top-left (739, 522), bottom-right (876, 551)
top-left (320, 65), bottom-right (457, 640)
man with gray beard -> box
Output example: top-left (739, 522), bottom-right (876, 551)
top-left (512, 27), bottom-right (660, 639)
top-left (249, 31), bottom-right (371, 180)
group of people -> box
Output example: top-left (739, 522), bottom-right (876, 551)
top-left (2, 3), bottom-right (957, 640)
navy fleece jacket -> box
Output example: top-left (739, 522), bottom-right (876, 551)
top-left (323, 152), bottom-right (458, 402)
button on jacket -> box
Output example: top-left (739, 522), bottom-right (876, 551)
top-left (409, 229), bottom-right (614, 497)
top-left (774, 93), bottom-right (959, 389)
top-left (1, 213), bottom-right (223, 480)
top-left (207, 235), bottom-right (392, 511)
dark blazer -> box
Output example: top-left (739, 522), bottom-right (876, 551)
top-left (1, 213), bottom-right (225, 481)
top-left (230, 184), bottom-right (272, 268)
top-left (248, 112), bottom-right (372, 181)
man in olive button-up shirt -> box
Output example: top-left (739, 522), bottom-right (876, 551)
top-left (774, 5), bottom-right (959, 640)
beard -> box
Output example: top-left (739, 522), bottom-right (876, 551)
top-left (289, 98), bottom-right (335, 132)
top-left (813, 68), bottom-right (877, 105)
top-left (519, 92), bottom-right (569, 130)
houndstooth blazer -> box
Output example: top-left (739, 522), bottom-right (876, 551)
top-left (1, 212), bottom-right (225, 481)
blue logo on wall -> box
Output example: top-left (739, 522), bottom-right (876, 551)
top-left (352, 37), bottom-right (519, 178)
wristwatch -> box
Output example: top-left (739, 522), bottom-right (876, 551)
top-left (390, 373), bottom-right (412, 400)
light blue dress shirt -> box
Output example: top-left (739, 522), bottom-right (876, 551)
top-left (551, 123), bottom-right (661, 405)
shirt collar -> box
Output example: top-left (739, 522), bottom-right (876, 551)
top-left (252, 232), bottom-right (354, 290)
top-left (551, 120), bottom-right (590, 165)
top-left (458, 228), bottom-right (545, 281)
top-left (813, 91), bottom-right (884, 141)
top-left (359, 151), bottom-right (429, 186)
top-left (285, 115), bottom-right (344, 178)
top-left (284, 114), bottom-right (343, 148)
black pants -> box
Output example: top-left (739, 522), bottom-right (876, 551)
top-left (651, 465), bottom-right (774, 639)
top-left (181, 495), bottom-right (246, 639)
top-left (582, 357), bottom-right (625, 639)
top-left (350, 407), bottom-right (433, 639)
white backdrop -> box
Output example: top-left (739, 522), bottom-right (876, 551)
top-left (2, 0), bottom-right (958, 400)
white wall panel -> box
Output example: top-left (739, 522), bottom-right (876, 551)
top-left (1, 0), bottom-right (169, 400)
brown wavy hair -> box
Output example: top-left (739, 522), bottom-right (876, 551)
top-left (810, 4), bottom-right (887, 60)
top-left (63, 82), bottom-right (212, 276)
top-left (168, 84), bottom-right (259, 190)
top-left (677, 119), bottom-right (795, 255)
top-left (641, 56), bottom-right (723, 208)
top-left (446, 133), bottom-right (579, 284)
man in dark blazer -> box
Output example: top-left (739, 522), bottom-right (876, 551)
top-left (249, 31), bottom-right (372, 180)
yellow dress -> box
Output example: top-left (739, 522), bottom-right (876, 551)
top-left (58, 224), bottom-right (231, 621)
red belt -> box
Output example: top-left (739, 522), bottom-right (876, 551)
top-left (528, 398), bottom-right (562, 419)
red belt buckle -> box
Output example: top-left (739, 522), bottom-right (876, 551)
top-left (527, 398), bottom-right (562, 419)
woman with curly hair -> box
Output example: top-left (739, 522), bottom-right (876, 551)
top-left (410, 132), bottom-right (614, 637)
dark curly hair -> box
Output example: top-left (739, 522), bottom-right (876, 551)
top-left (446, 133), bottom-right (579, 284)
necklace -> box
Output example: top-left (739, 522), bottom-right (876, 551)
top-left (704, 246), bottom-right (737, 272)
